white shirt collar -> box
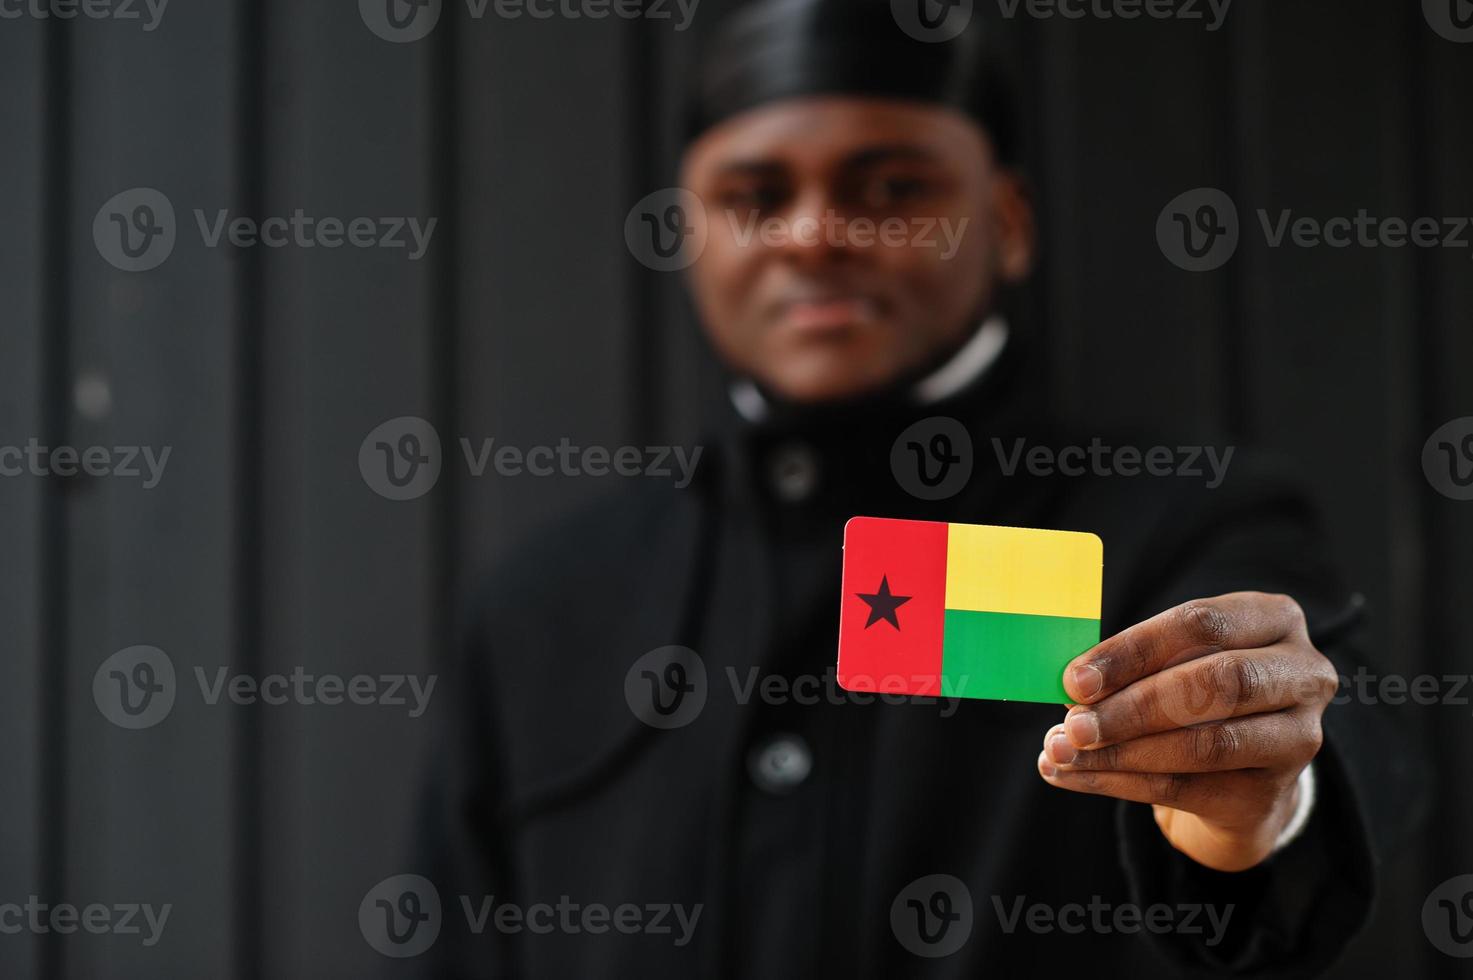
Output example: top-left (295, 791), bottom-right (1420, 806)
top-left (729, 315), bottom-right (1010, 423)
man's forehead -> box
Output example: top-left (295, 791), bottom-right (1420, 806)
top-left (684, 96), bottom-right (985, 172)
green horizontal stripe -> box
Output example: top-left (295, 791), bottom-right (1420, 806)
top-left (941, 608), bottom-right (1100, 704)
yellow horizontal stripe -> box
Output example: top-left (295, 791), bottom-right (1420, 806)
top-left (944, 523), bottom-right (1103, 620)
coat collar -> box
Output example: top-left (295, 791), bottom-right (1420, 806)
top-left (727, 316), bottom-right (1012, 425)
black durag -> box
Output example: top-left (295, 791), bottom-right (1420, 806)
top-left (682, 0), bottom-right (1020, 161)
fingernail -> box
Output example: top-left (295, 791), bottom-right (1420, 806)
top-left (1047, 733), bottom-right (1078, 765)
top-left (1069, 664), bottom-right (1104, 701)
top-left (1037, 751), bottom-right (1057, 779)
top-left (1065, 709), bottom-right (1101, 747)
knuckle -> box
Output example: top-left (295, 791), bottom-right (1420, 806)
top-left (1106, 632), bottom-right (1153, 684)
top-left (1298, 715), bottom-right (1325, 762)
top-left (1125, 687), bottom-right (1158, 736)
top-left (1311, 657), bottom-right (1340, 702)
top-left (1180, 601), bottom-right (1232, 647)
top-left (1192, 723), bottom-right (1240, 769)
top-left (1285, 653), bottom-right (1337, 708)
top-left (1272, 593), bottom-right (1308, 633)
top-left (1158, 772), bottom-right (1190, 806)
top-left (1217, 654), bottom-right (1265, 708)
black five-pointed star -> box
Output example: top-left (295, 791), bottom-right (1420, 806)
top-left (856, 575), bottom-right (912, 630)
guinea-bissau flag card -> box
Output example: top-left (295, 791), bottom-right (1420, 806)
top-left (836, 517), bottom-right (1104, 704)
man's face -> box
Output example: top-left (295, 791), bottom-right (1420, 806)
top-left (680, 95), bottom-right (1034, 404)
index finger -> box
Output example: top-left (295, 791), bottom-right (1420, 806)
top-left (1064, 592), bottom-right (1306, 704)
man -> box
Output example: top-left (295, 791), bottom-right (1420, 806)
top-left (412, 1), bottom-right (1417, 975)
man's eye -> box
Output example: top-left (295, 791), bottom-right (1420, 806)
top-left (716, 186), bottom-right (786, 212)
top-left (862, 176), bottom-right (932, 208)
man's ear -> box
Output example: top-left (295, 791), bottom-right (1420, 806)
top-left (993, 170), bottom-right (1036, 283)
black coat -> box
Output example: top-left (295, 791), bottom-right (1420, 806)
top-left (409, 343), bottom-right (1421, 979)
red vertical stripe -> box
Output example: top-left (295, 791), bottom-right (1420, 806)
top-left (836, 517), bottom-right (948, 697)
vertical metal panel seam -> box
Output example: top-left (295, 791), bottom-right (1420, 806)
top-left (433, 0), bottom-right (462, 671)
top-left (625, 10), bottom-right (659, 441)
top-left (1036, 24), bottom-right (1081, 421)
top-left (38, 16), bottom-right (73, 980)
top-left (230, 0), bottom-right (266, 975)
top-left (1220, 12), bottom-right (1248, 443)
top-left (1402, 8), bottom-right (1448, 980)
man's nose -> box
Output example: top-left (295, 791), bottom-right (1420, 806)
top-left (775, 190), bottom-right (853, 267)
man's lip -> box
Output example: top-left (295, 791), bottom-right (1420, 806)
top-left (776, 295), bottom-right (880, 332)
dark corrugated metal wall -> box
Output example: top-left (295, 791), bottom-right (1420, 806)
top-left (1, 1), bottom-right (1468, 976)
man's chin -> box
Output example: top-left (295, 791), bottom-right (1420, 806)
top-left (754, 359), bottom-right (906, 406)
